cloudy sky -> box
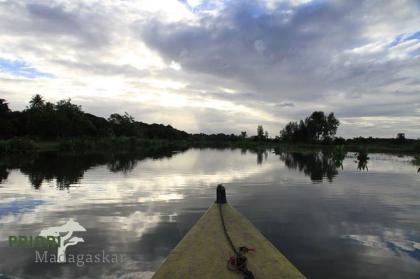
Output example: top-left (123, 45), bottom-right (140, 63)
top-left (0, 0), bottom-right (419, 138)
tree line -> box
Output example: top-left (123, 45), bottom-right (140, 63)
top-left (0, 95), bottom-right (189, 140)
top-left (1, 95), bottom-right (416, 150)
top-left (279, 111), bottom-right (340, 143)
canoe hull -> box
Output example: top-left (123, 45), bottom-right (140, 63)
top-left (152, 203), bottom-right (305, 278)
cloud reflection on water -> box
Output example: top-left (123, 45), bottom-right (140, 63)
top-left (0, 148), bottom-right (419, 278)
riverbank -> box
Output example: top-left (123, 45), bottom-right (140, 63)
top-left (274, 142), bottom-right (420, 155)
top-left (1, 137), bottom-right (419, 156)
top-left (0, 137), bottom-right (191, 156)
top-left (192, 140), bottom-right (420, 155)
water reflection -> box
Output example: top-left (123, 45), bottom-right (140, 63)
top-left (107, 153), bottom-right (138, 174)
top-left (355, 150), bottom-right (370, 171)
top-left (274, 149), bottom-right (346, 182)
top-left (256, 149), bottom-right (268, 165)
top-left (332, 146), bottom-right (346, 169)
top-left (1, 147), bottom-right (415, 188)
top-left (0, 148), bottom-right (419, 279)
top-left (344, 229), bottom-right (420, 261)
top-left (0, 147), bottom-right (187, 189)
top-left (412, 156), bottom-right (420, 173)
top-left (1, 147), bottom-right (417, 188)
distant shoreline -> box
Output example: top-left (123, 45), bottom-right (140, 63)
top-left (2, 96), bottom-right (419, 157)
top-left (1, 137), bottom-right (419, 156)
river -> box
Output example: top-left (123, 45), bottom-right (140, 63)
top-left (0, 148), bottom-right (419, 278)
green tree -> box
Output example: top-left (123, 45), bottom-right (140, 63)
top-left (305, 111), bottom-right (325, 141)
top-left (280, 111), bottom-right (340, 143)
top-left (323, 113), bottom-right (339, 141)
top-left (55, 99), bottom-right (96, 137)
top-left (108, 112), bottom-right (138, 137)
top-left (0, 99), bottom-right (15, 139)
top-left (28, 94), bottom-right (45, 110)
top-left (257, 125), bottom-right (264, 140)
top-left (25, 94), bottom-right (51, 138)
top-left (280, 121), bottom-right (301, 142)
top-left (396, 133), bottom-right (406, 143)
top-left (0, 99), bottom-right (10, 116)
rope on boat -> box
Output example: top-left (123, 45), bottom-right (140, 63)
top-left (217, 184), bottom-right (255, 279)
top-left (218, 202), bottom-right (239, 256)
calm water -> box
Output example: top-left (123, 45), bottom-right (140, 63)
top-left (0, 148), bottom-right (419, 278)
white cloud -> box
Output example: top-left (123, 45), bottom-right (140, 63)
top-left (388, 39), bottom-right (420, 60)
top-left (345, 229), bottom-right (420, 255)
top-left (349, 41), bottom-right (388, 55)
top-left (258, 0), bottom-right (312, 10)
top-left (186, 0), bottom-right (205, 8)
top-left (169, 61), bottom-right (182, 71)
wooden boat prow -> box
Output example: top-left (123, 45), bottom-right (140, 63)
top-left (152, 186), bottom-right (305, 278)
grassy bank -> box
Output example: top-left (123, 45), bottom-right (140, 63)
top-left (191, 139), bottom-right (420, 155)
top-left (0, 137), bottom-right (191, 156)
top-left (58, 137), bottom-right (190, 153)
top-left (272, 142), bottom-right (420, 155)
top-left (1, 137), bottom-right (419, 156)
top-left (0, 138), bottom-right (36, 155)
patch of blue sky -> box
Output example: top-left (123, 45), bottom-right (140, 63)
top-left (0, 58), bottom-right (54, 79)
top-left (255, 0), bottom-right (326, 17)
top-left (405, 31), bottom-right (420, 41)
top-left (386, 30), bottom-right (420, 58)
top-left (180, 0), bottom-right (230, 13)
top-left (180, 0), bottom-right (325, 17)
top-left (388, 30), bottom-right (420, 48)
top-left (0, 199), bottom-right (45, 218)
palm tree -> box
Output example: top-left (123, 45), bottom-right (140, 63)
top-left (29, 94), bottom-right (45, 110)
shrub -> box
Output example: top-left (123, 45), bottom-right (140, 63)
top-left (412, 142), bottom-right (420, 153)
top-left (59, 139), bottom-right (95, 153)
top-left (0, 138), bottom-right (35, 155)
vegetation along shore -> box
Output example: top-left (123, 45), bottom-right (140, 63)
top-left (1, 95), bottom-right (419, 155)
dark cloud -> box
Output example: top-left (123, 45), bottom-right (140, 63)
top-left (130, 0), bottom-right (420, 136)
top-left (0, 1), bottom-right (112, 48)
top-left (275, 102), bottom-right (295, 107)
top-left (51, 59), bottom-right (150, 77)
top-left (337, 101), bottom-right (420, 118)
top-left (136, 1), bottom-right (365, 100)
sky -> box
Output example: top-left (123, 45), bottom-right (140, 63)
top-left (0, 0), bottom-right (419, 138)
